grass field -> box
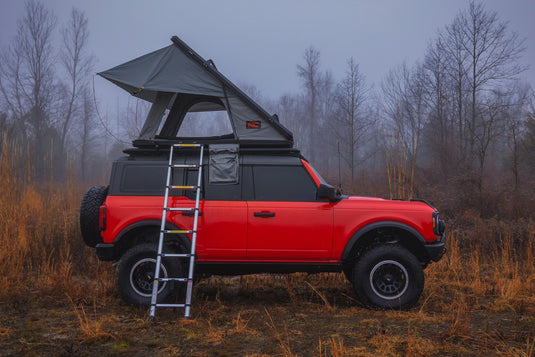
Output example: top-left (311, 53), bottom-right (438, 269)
top-left (1, 147), bottom-right (535, 355)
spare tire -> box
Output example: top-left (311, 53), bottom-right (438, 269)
top-left (80, 186), bottom-right (108, 247)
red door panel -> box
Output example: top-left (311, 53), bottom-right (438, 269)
top-left (168, 198), bottom-right (247, 261)
top-left (246, 201), bottom-right (333, 260)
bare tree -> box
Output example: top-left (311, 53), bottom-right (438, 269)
top-left (442, 14), bottom-right (471, 161)
top-left (502, 82), bottom-right (532, 190)
top-left (297, 47), bottom-right (321, 126)
top-left (58, 8), bottom-right (93, 158)
top-left (520, 98), bottom-right (535, 174)
top-left (276, 93), bottom-right (303, 149)
top-left (423, 37), bottom-right (457, 177)
top-left (454, 1), bottom-right (526, 160)
top-left (78, 86), bottom-right (96, 181)
top-left (0, 44), bottom-right (26, 134)
top-left (333, 57), bottom-right (369, 187)
top-left (19, 0), bottom-right (57, 141)
top-left (0, 0), bottom-right (57, 179)
top-left (381, 63), bottom-right (428, 199)
top-left (0, 0), bottom-right (57, 133)
top-left (296, 47), bottom-right (325, 163)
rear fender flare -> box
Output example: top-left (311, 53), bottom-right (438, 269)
top-left (114, 219), bottom-right (191, 250)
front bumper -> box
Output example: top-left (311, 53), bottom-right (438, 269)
top-left (424, 235), bottom-right (446, 262)
top-left (96, 243), bottom-right (116, 261)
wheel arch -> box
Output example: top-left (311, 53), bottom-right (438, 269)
top-left (113, 220), bottom-right (191, 258)
top-left (342, 221), bottom-right (430, 266)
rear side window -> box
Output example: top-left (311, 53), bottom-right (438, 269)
top-left (252, 165), bottom-right (317, 202)
top-left (119, 164), bottom-right (184, 196)
top-left (121, 165), bottom-right (167, 194)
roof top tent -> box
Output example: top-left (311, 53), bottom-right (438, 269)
top-left (98, 36), bottom-right (293, 149)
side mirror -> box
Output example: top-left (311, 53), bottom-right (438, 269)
top-left (317, 183), bottom-right (339, 202)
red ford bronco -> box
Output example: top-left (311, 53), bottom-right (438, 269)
top-left (80, 36), bottom-right (445, 310)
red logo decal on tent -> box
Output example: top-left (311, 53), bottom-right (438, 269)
top-left (246, 121), bottom-right (261, 129)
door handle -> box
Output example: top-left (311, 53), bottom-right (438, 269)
top-left (254, 212), bottom-right (275, 218)
top-left (182, 211), bottom-right (203, 217)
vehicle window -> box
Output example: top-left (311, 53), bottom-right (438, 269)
top-left (184, 169), bottom-right (200, 200)
top-left (252, 165), bottom-right (317, 202)
top-left (307, 163), bottom-right (328, 185)
top-left (204, 181), bottom-right (241, 201)
top-left (121, 165), bottom-right (166, 194)
top-left (120, 164), bottom-right (184, 196)
top-left (204, 168), bottom-right (241, 201)
top-left (184, 168), bottom-right (241, 201)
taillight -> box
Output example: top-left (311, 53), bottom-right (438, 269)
top-left (99, 205), bottom-right (107, 231)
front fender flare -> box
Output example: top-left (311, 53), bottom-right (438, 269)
top-left (341, 221), bottom-right (426, 261)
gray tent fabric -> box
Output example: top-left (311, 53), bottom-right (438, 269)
top-left (138, 92), bottom-right (174, 139)
top-left (209, 144), bottom-right (239, 184)
top-left (226, 94), bottom-right (285, 141)
top-left (98, 36), bottom-right (293, 146)
top-left (99, 44), bottom-right (224, 101)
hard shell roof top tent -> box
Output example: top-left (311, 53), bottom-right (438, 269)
top-left (98, 36), bottom-right (293, 148)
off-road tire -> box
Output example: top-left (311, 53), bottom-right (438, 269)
top-left (80, 186), bottom-right (108, 247)
top-left (352, 245), bottom-right (424, 309)
top-left (116, 244), bottom-right (184, 307)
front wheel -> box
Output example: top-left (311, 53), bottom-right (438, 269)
top-left (352, 245), bottom-right (424, 309)
top-left (116, 244), bottom-right (183, 307)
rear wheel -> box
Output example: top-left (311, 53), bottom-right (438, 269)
top-left (116, 244), bottom-right (184, 307)
top-left (352, 245), bottom-right (423, 309)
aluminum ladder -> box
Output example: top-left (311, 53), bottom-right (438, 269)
top-left (150, 143), bottom-right (204, 319)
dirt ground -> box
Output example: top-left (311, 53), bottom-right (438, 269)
top-left (1, 272), bottom-right (534, 357)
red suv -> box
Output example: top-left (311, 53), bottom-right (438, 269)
top-left (80, 145), bottom-right (445, 309)
top-left (81, 36), bottom-right (445, 310)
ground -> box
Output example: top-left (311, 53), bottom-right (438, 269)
top-left (1, 269), bottom-right (534, 357)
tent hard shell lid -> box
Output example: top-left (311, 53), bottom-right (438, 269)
top-left (98, 36), bottom-right (293, 148)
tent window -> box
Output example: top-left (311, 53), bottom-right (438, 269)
top-left (177, 110), bottom-right (233, 138)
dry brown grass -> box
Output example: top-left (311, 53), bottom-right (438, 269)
top-left (0, 138), bottom-right (110, 307)
top-left (71, 300), bottom-right (114, 341)
top-left (1, 138), bottom-right (535, 356)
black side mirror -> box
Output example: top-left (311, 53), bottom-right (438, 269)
top-left (317, 183), bottom-right (339, 201)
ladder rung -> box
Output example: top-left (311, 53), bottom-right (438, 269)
top-left (168, 185), bottom-right (199, 190)
top-left (173, 143), bottom-right (201, 147)
top-left (158, 277), bottom-right (188, 282)
top-left (164, 207), bottom-right (195, 212)
top-left (160, 253), bottom-right (191, 258)
top-left (171, 164), bottom-right (199, 169)
top-left (163, 230), bottom-right (194, 234)
top-left (153, 303), bottom-right (188, 308)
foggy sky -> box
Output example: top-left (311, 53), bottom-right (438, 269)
top-left (0, 0), bottom-right (533, 104)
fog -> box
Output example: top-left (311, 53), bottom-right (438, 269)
top-left (0, 0), bottom-right (534, 220)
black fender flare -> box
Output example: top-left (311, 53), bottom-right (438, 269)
top-left (114, 219), bottom-right (191, 248)
top-left (341, 221), bottom-right (426, 261)
top-left (97, 220), bottom-right (191, 261)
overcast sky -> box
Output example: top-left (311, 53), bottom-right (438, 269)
top-left (0, 0), bottom-right (533, 104)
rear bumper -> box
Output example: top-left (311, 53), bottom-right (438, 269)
top-left (424, 235), bottom-right (446, 262)
top-left (96, 243), bottom-right (116, 261)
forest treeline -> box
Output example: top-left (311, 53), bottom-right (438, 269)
top-left (1, 0), bottom-right (534, 220)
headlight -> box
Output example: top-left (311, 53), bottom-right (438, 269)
top-left (433, 212), bottom-right (445, 236)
